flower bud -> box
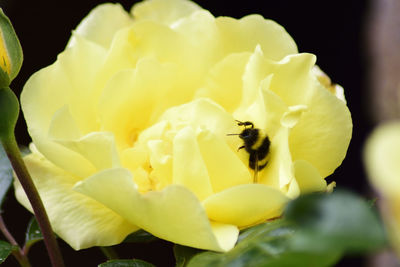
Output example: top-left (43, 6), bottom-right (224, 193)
top-left (0, 8), bottom-right (23, 88)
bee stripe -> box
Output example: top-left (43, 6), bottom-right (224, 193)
top-left (250, 129), bottom-right (266, 150)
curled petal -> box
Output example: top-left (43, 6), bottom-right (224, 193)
top-left (15, 153), bottom-right (137, 250)
top-left (74, 168), bottom-right (238, 252)
top-left (203, 184), bottom-right (289, 227)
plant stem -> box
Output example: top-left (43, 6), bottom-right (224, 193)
top-left (1, 134), bottom-right (65, 267)
top-left (100, 246), bottom-right (119, 260)
top-left (0, 215), bottom-right (31, 267)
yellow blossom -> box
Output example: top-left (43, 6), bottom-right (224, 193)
top-left (364, 122), bottom-right (400, 256)
top-left (15, 0), bottom-right (352, 251)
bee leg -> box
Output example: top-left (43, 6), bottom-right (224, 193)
top-left (237, 145), bottom-right (245, 152)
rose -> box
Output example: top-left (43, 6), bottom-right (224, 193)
top-left (364, 122), bottom-right (400, 256)
top-left (15, 0), bottom-right (352, 251)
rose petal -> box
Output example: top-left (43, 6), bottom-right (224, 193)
top-left (74, 168), bottom-right (238, 252)
top-left (48, 105), bottom-right (82, 140)
top-left (147, 140), bottom-right (173, 191)
top-left (14, 153), bottom-right (137, 250)
top-left (259, 126), bottom-right (294, 190)
top-left (197, 52), bottom-right (251, 112)
top-left (132, 0), bottom-right (201, 26)
top-left (98, 58), bottom-right (178, 149)
top-left (293, 160), bottom-right (327, 194)
top-left (68, 3), bottom-right (133, 49)
top-left (216, 15), bottom-right (297, 61)
top-left (21, 37), bottom-right (104, 178)
top-left (54, 35), bottom-right (107, 134)
top-left (173, 127), bottom-right (213, 201)
top-left (203, 184), bottom-right (289, 227)
top-left (197, 130), bottom-right (252, 193)
top-left (364, 122), bottom-right (400, 196)
top-left (289, 81), bottom-right (352, 178)
top-left (268, 53), bottom-right (316, 106)
top-left (55, 132), bottom-right (120, 171)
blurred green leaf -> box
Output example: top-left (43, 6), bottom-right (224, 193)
top-left (0, 143), bottom-right (12, 207)
top-left (98, 259), bottom-right (155, 267)
top-left (174, 244), bottom-right (201, 267)
top-left (0, 240), bottom-right (13, 264)
top-left (123, 230), bottom-right (158, 243)
top-left (188, 219), bottom-right (340, 267)
top-left (24, 217), bottom-right (43, 253)
top-left (284, 190), bottom-right (387, 253)
top-left (187, 190), bottom-right (386, 267)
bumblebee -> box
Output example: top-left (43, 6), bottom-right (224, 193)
top-left (228, 120), bottom-right (271, 182)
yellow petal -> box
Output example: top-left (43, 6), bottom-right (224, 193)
top-left (259, 126), bottom-right (294, 190)
top-left (14, 153), bottom-right (137, 250)
top-left (98, 58), bottom-right (177, 149)
top-left (289, 81), bottom-right (352, 178)
top-left (48, 105), bottom-right (82, 140)
top-left (147, 140), bottom-right (173, 190)
top-left (364, 122), bottom-right (400, 256)
top-left (261, 86), bottom-right (287, 138)
top-left (281, 105), bottom-right (308, 129)
top-left (21, 33), bottom-right (106, 145)
top-left (364, 122), bottom-right (400, 196)
top-left (197, 130), bottom-right (252, 193)
top-left (197, 52), bottom-right (251, 112)
top-left (269, 53), bottom-right (316, 106)
top-left (173, 127), bottom-right (213, 200)
top-left (160, 98), bottom-right (236, 138)
top-left (132, 0), bottom-right (201, 26)
top-left (55, 132), bottom-right (120, 171)
top-left (216, 15), bottom-right (297, 61)
top-left (203, 184), bottom-right (289, 227)
top-left (68, 3), bottom-right (133, 49)
top-left (74, 168), bottom-right (238, 252)
top-left (293, 160), bottom-right (327, 194)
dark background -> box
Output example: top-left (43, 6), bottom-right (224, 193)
top-left (0, 0), bottom-right (372, 266)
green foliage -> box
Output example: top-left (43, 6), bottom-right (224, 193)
top-left (0, 87), bottom-right (19, 140)
top-left (123, 230), bottom-right (158, 243)
top-left (174, 245), bottom-right (201, 267)
top-left (24, 217), bottom-right (43, 253)
top-left (98, 259), bottom-right (155, 267)
top-left (0, 143), bottom-right (12, 207)
top-left (0, 240), bottom-right (13, 264)
top-left (284, 190), bottom-right (387, 253)
top-left (186, 190), bottom-right (387, 267)
top-left (0, 8), bottom-right (23, 87)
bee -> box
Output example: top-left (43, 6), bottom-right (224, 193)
top-left (228, 120), bottom-right (271, 183)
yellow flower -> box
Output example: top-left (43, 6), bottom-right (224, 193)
top-left (364, 122), bottom-right (400, 256)
top-left (15, 0), bottom-right (352, 251)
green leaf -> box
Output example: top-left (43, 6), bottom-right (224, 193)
top-left (187, 190), bottom-right (386, 267)
top-left (123, 230), bottom-right (158, 243)
top-left (0, 143), bottom-right (12, 207)
top-left (174, 245), bottom-right (202, 267)
top-left (284, 190), bottom-right (387, 253)
top-left (98, 259), bottom-right (155, 267)
top-left (0, 240), bottom-right (13, 264)
top-left (24, 217), bottom-right (43, 253)
top-left (0, 87), bottom-right (19, 140)
top-left (187, 220), bottom-right (341, 267)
